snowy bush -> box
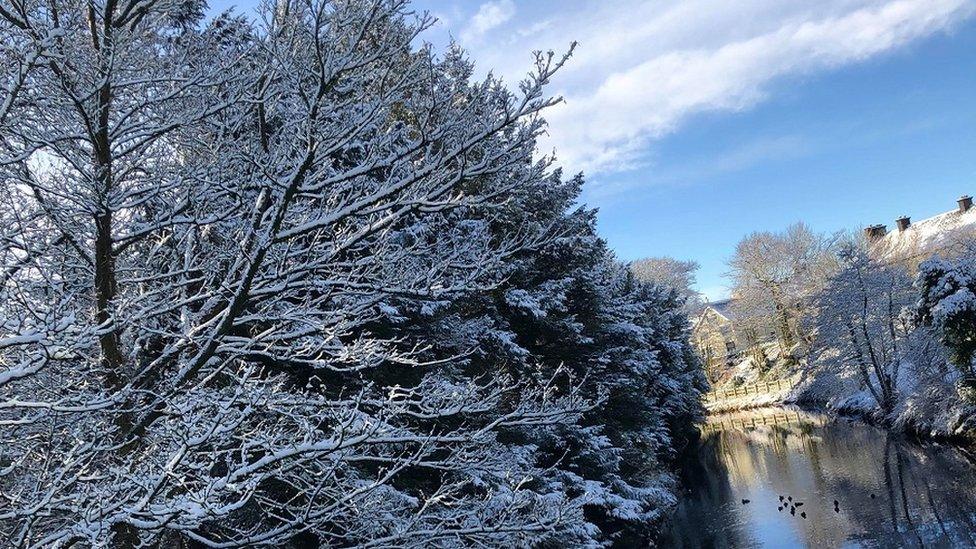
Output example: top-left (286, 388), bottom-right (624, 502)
top-left (917, 256), bottom-right (976, 379)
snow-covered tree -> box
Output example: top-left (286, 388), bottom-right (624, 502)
top-left (630, 256), bottom-right (704, 315)
top-left (394, 168), bottom-right (706, 544)
top-left (916, 255), bottom-right (976, 380)
top-left (0, 1), bottom-right (599, 545)
top-left (810, 245), bottom-right (915, 412)
top-left (728, 222), bottom-right (839, 352)
top-left (0, 1), bottom-right (704, 546)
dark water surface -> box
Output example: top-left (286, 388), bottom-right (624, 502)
top-left (662, 407), bottom-right (976, 548)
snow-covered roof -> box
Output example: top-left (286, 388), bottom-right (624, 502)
top-left (874, 205), bottom-right (976, 260)
top-left (691, 298), bottom-right (738, 337)
top-left (707, 299), bottom-right (737, 321)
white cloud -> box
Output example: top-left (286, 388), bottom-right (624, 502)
top-left (446, 0), bottom-right (976, 178)
top-left (460, 0), bottom-right (516, 43)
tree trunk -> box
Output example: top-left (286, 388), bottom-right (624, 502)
top-left (95, 207), bottom-right (123, 387)
top-left (91, 1), bottom-right (124, 392)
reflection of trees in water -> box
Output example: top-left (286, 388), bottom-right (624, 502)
top-left (883, 435), bottom-right (923, 547)
top-left (879, 432), bottom-right (976, 546)
top-left (665, 408), bottom-right (976, 547)
top-left (662, 436), bottom-right (758, 548)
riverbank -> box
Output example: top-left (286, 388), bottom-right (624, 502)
top-left (704, 376), bottom-right (798, 414)
top-left (792, 395), bottom-right (976, 448)
top-left (706, 371), bottom-right (976, 447)
top-left (791, 367), bottom-right (976, 444)
top-left (703, 341), bottom-right (976, 443)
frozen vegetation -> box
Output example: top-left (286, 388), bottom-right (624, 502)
top-left (715, 220), bottom-right (976, 442)
top-left (798, 248), bottom-right (976, 439)
top-left (0, 1), bottom-right (705, 546)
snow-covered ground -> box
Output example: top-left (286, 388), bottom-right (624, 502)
top-left (705, 382), bottom-right (798, 414)
top-left (704, 342), bottom-right (804, 413)
top-left (794, 367), bottom-right (976, 440)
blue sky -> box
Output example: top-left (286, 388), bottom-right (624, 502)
top-left (210, 0), bottom-right (976, 300)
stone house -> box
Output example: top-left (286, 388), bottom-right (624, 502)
top-left (691, 299), bottom-right (761, 380)
top-left (692, 297), bottom-right (785, 381)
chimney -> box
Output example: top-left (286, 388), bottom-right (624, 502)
top-left (959, 195), bottom-right (973, 213)
top-left (863, 224), bottom-right (887, 242)
top-left (895, 216), bottom-right (911, 232)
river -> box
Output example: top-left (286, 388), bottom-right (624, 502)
top-left (662, 406), bottom-right (976, 548)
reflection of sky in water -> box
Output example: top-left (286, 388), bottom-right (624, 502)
top-left (663, 407), bottom-right (976, 548)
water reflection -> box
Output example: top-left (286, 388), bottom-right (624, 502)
top-left (663, 407), bottom-right (976, 548)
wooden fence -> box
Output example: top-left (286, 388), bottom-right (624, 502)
top-left (703, 376), bottom-right (797, 404)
